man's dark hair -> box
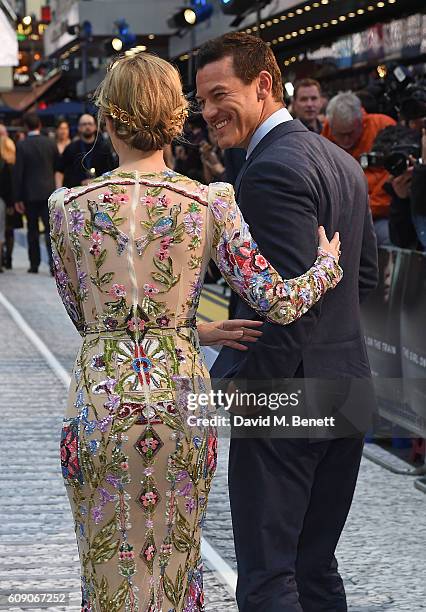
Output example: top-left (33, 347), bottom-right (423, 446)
top-left (294, 78), bottom-right (321, 99)
top-left (23, 112), bottom-right (41, 131)
top-left (197, 33), bottom-right (284, 104)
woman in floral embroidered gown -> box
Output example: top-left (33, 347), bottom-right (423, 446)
top-left (48, 53), bottom-right (342, 612)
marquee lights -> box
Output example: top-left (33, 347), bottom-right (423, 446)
top-left (177, 0), bottom-right (400, 66)
top-left (239, 0), bottom-right (400, 42)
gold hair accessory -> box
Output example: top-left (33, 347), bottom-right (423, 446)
top-left (171, 107), bottom-right (189, 128)
top-left (107, 101), bottom-right (137, 129)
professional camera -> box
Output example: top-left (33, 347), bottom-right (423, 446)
top-left (365, 65), bottom-right (426, 121)
top-left (360, 125), bottom-right (422, 177)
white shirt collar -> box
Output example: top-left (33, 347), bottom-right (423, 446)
top-left (27, 130), bottom-right (40, 136)
top-left (246, 107), bottom-right (293, 159)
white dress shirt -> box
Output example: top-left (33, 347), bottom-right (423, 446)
top-left (246, 107), bottom-right (293, 159)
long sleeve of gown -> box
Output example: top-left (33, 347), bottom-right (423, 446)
top-left (208, 182), bottom-right (342, 326)
top-left (48, 188), bottom-right (85, 335)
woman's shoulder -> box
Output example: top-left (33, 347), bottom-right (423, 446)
top-left (160, 174), bottom-right (235, 208)
top-left (53, 173), bottom-right (128, 207)
top-left (137, 169), bottom-right (212, 206)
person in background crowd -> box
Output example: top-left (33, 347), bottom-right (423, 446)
top-left (379, 124), bottom-right (421, 249)
top-left (12, 127), bottom-right (26, 143)
top-left (0, 125), bottom-right (17, 270)
top-left (0, 126), bottom-right (15, 272)
top-left (14, 112), bottom-right (58, 274)
top-left (390, 122), bottom-right (426, 250)
top-left (322, 92), bottom-right (396, 245)
top-left (55, 120), bottom-right (71, 154)
top-left (386, 93), bottom-right (426, 250)
top-left (292, 78), bottom-right (323, 134)
top-left (55, 113), bottom-right (116, 188)
top-left (0, 124), bottom-right (16, 161)
top-left (200, 124), bottom-right (226, 183)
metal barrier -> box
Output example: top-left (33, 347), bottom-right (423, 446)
top-left (361, 246), bottom-right (426, 439)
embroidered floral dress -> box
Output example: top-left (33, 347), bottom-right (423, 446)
top-left (48, 169), bottom-right (342, 612)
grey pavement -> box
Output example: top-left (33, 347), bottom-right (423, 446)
top-left (0, 241), bottom-right (425, 611)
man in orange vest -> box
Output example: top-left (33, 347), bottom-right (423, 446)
top-left (322, 92), bottom-right (396, 245)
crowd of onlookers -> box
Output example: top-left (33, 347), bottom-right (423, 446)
top-left (0, 75), bottom-right (425, 275)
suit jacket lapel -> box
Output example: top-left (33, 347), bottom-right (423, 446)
top-left (234, 160), bottom-right (248, 200)
top-left (234, 119), bottom-right (308, 203)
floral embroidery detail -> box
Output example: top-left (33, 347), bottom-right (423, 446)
top-left (118, 541), bottom-right (137, 578)
top-left (91, 505), bottom-right (104, 524)
top-left (137, 485), bottom-right (161, 513)
top-left (109, 283), bottom-right (127, 298)
top-left (206, 434), bottom-right (217, 477)
top-left (103, 316), bottom-right (119, 330)
top-left (183, 212), bottom-right (203, 238)
top-left (69, 209), bottom-right (85, 234)
top-left (156, 314), bottom-right (170, 327)
top-left (90, 354), bottom-right (105, 371)
top-left (52, 208), bottom-right (63, 234)
top-left (141, 537), bottom-right (157, 570)
top-left (183, 562), bottom-right (205, 611)
top-left (143, 283), bottom-right (159, 297)
top-left (127, 317), bottom-right (145, 332)
top-left (140, 194), bottom-right (156, 207)
top-left (60, 419), bottom-right (83, 483)
top-left (134, 427), bottom-right (164, 464)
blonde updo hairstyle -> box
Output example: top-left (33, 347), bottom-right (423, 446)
top-left (94, 53), bottom-right (188, 152)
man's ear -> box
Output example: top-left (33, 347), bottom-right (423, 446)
top-left (257, 70), bottom-right (273, 101)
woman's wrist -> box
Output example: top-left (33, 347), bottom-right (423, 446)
top-left (317, 246), bottom-right (338, 262)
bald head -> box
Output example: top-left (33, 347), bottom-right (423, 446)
top-left (78, 113), bottom-right (97, 141)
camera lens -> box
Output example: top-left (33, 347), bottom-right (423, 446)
top-left (384, 152), bottom-right (408, 177)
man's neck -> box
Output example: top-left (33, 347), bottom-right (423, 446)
top-left (304, 118), bottom-right (318, 130)
top-left (243, 103), bottom-right (285, 149)
top-left (258, 103), bottom-right (285, 131)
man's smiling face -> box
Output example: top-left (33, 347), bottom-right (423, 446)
top-left (196, 56), bottom-right (263, 150)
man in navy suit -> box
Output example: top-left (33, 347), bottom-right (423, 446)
top-left (196, 33), bottom-right (378, 611)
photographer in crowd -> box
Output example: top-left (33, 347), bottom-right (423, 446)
top-left (384, 88), bottom-right (426, 250)
top-left (322, 92), bottom-right (395, 245)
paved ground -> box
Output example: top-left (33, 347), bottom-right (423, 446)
top-left (0, 242), bottom-right (425, 611)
